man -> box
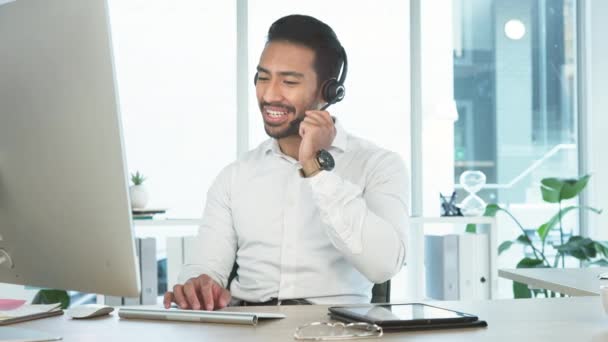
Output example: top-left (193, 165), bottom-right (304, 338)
top-left (164, 14), bottom-right (408, 311)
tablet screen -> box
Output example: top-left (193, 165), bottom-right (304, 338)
top-left (330, 304), bottom-right (477, 325)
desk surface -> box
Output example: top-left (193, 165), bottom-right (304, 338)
top-left (499, 267), bottom-right (608, 296)
top-left (11, 297), bottom-right (608, 341)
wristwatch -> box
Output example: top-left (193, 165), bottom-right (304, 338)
top-left (300, 149), bottom-right (335, 178)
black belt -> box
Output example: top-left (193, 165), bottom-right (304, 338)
top-left (241, 298), bottom-right (311, 306)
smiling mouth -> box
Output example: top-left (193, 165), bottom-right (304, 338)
top-left (263, 105), bottom-right (294, 126)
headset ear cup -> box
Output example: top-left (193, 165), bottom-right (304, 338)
top-left (334, 84), bottom-right (345, 102)
top-left (253, 72), bottom-right (258, 86)
top-left (322, 78), bottom-right (346, 106)
top-left (322, 78), bottom-right (339, 104)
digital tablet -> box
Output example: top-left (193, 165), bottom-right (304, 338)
top-left (328, 303), bottom-right (479, 327)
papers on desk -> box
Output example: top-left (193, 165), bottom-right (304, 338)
top-left (118, 307), bottom-right (286, 326)
top-left (0, 303), bottom-right (63, 326)
top-left (0, 299), bottom-right (26, 311)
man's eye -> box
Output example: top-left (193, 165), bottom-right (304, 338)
top-left (257, 77), bottom-right (269, 82)
top-left (284, 81), bottom-right (299, 85)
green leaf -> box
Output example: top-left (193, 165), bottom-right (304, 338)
top-left (537, 223), bottom-right (551, 243)
top-left (513, 281), bottom-right (532, 298)
top-left (498, 240), bottom-right (513, 255)
top-left (465, 224), bottom-right (477, 233)
top-left (515, 234), bottom-right (533, 247)
top-left (32, 289), bottom-right (70, 309)
top-left (560, 175), bottom-right (591, 200)
top-left (130, 171), bottom-right (146, 186)
top-left (516, 257), bottom-right (545, 268)
top-left (512, 258), bottom-right (546, 298)
top-left (540, 178), bottom-right (564, 203)
top-left (594, 241), bottom-right (608, 258)
top-left (484, 204), bottom-right (501, 217)
top-left (536, 205), bottom-right (602, 243)
top-left (554, 236), bottom-right (597, 261)
top-left (540, 175), bottom-right (592, 203)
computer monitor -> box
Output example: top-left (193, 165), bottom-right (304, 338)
top-left (0, 0), bottom-right (140, 297)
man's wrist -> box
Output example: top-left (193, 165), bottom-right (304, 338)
top-left (300, 157), bottom-right (322, 178)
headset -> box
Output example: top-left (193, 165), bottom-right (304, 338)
top-left (254, 46), bottom-right (348, 111)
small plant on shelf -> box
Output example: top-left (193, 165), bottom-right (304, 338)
top-left (131, 171), bottom-right (146, 186)
top-left (129, 171), bottom-right (149, 209)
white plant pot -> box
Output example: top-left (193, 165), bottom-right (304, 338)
top-left (129, 185), bottom-right (149, 209)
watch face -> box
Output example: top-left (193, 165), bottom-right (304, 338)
top-left (317, 150), bottom-right (335, 171)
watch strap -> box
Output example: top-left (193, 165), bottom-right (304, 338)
top-left (300, 157), bottom-right (322, 178)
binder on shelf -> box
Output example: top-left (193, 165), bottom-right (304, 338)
top-left (425, 235), bottom-right (459, 300)
top-left (425, 233), bottom-right (490, 301)
top-left (140, 238), bottom-right (158, 305)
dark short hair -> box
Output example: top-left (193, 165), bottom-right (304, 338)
top-left (267, 14), bottom-right (344, 85)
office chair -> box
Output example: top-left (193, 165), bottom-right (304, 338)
top-left (371, 281), bottom-right (391, 303)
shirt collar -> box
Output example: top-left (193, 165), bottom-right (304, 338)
top-left (263, 117), bottom-right (348, 155)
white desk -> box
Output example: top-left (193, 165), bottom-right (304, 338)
top-left (499, 267), bottom-right (608, 296)
top-left (10, 297), bottom-right (608, 341)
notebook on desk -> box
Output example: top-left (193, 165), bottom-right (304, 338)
top-left (0, 303), bottom-right (63, 326)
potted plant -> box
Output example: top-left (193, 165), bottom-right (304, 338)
top-left (129, 171), bottom-right (149, 209)
top-left (468, 174), bottom-right (604, 298)
top-left (32, 289), bottom-right (70, 309)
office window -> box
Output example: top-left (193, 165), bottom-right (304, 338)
top-left (452, 0), bottom-right (578, 204)
top-left (108, 0), bottom-right (237, 218)
top-left (420, 0), bottom-right (579, 297)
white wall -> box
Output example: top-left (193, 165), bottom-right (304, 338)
top-left (108, 1), bottom-right (237, 218)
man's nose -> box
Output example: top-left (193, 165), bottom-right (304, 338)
top-left (262, 79), bottom-right (283, 103)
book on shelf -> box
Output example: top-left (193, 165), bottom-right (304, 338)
top-left (132, 208), bottom-right (167, 220)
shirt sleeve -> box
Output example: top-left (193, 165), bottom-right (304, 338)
top-left (177, 165), bottom-right (237, 288)
top-left (308, 151), bottom-right (409, 284)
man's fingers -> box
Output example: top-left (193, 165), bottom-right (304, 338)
top-left (217, 288), bottom-right (232, 309)
top-left (172, 285), bottom-right (189, 309)
top-left (306, 111), bottom-right (333, 126)
top-left (163, 291), bottom-right (174, 309)
top-left (200, 282), bottom-right (215, 311)
top-left (302, 116), bottom-right (322, 127)
top-left (183, 282), bottom-right (201, 310)
top-left (299, 120), bottom-right (314, 136)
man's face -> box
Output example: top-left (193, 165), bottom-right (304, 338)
top-left (256, 41), bottom-right (322, 139)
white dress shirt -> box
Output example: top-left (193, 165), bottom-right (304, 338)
top-left (178, 121), bottom-right (409, 304)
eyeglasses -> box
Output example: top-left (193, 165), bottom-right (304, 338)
top-left (294, 322), bottom-right (383, 340)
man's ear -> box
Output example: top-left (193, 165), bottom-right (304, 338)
top-left (314, 85), bottom-right (327, 110)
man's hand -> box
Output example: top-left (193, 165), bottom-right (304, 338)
top-left (298, 110), bottom-right (336, 162)
top-left (163, 274), bottom-right (231, 311)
